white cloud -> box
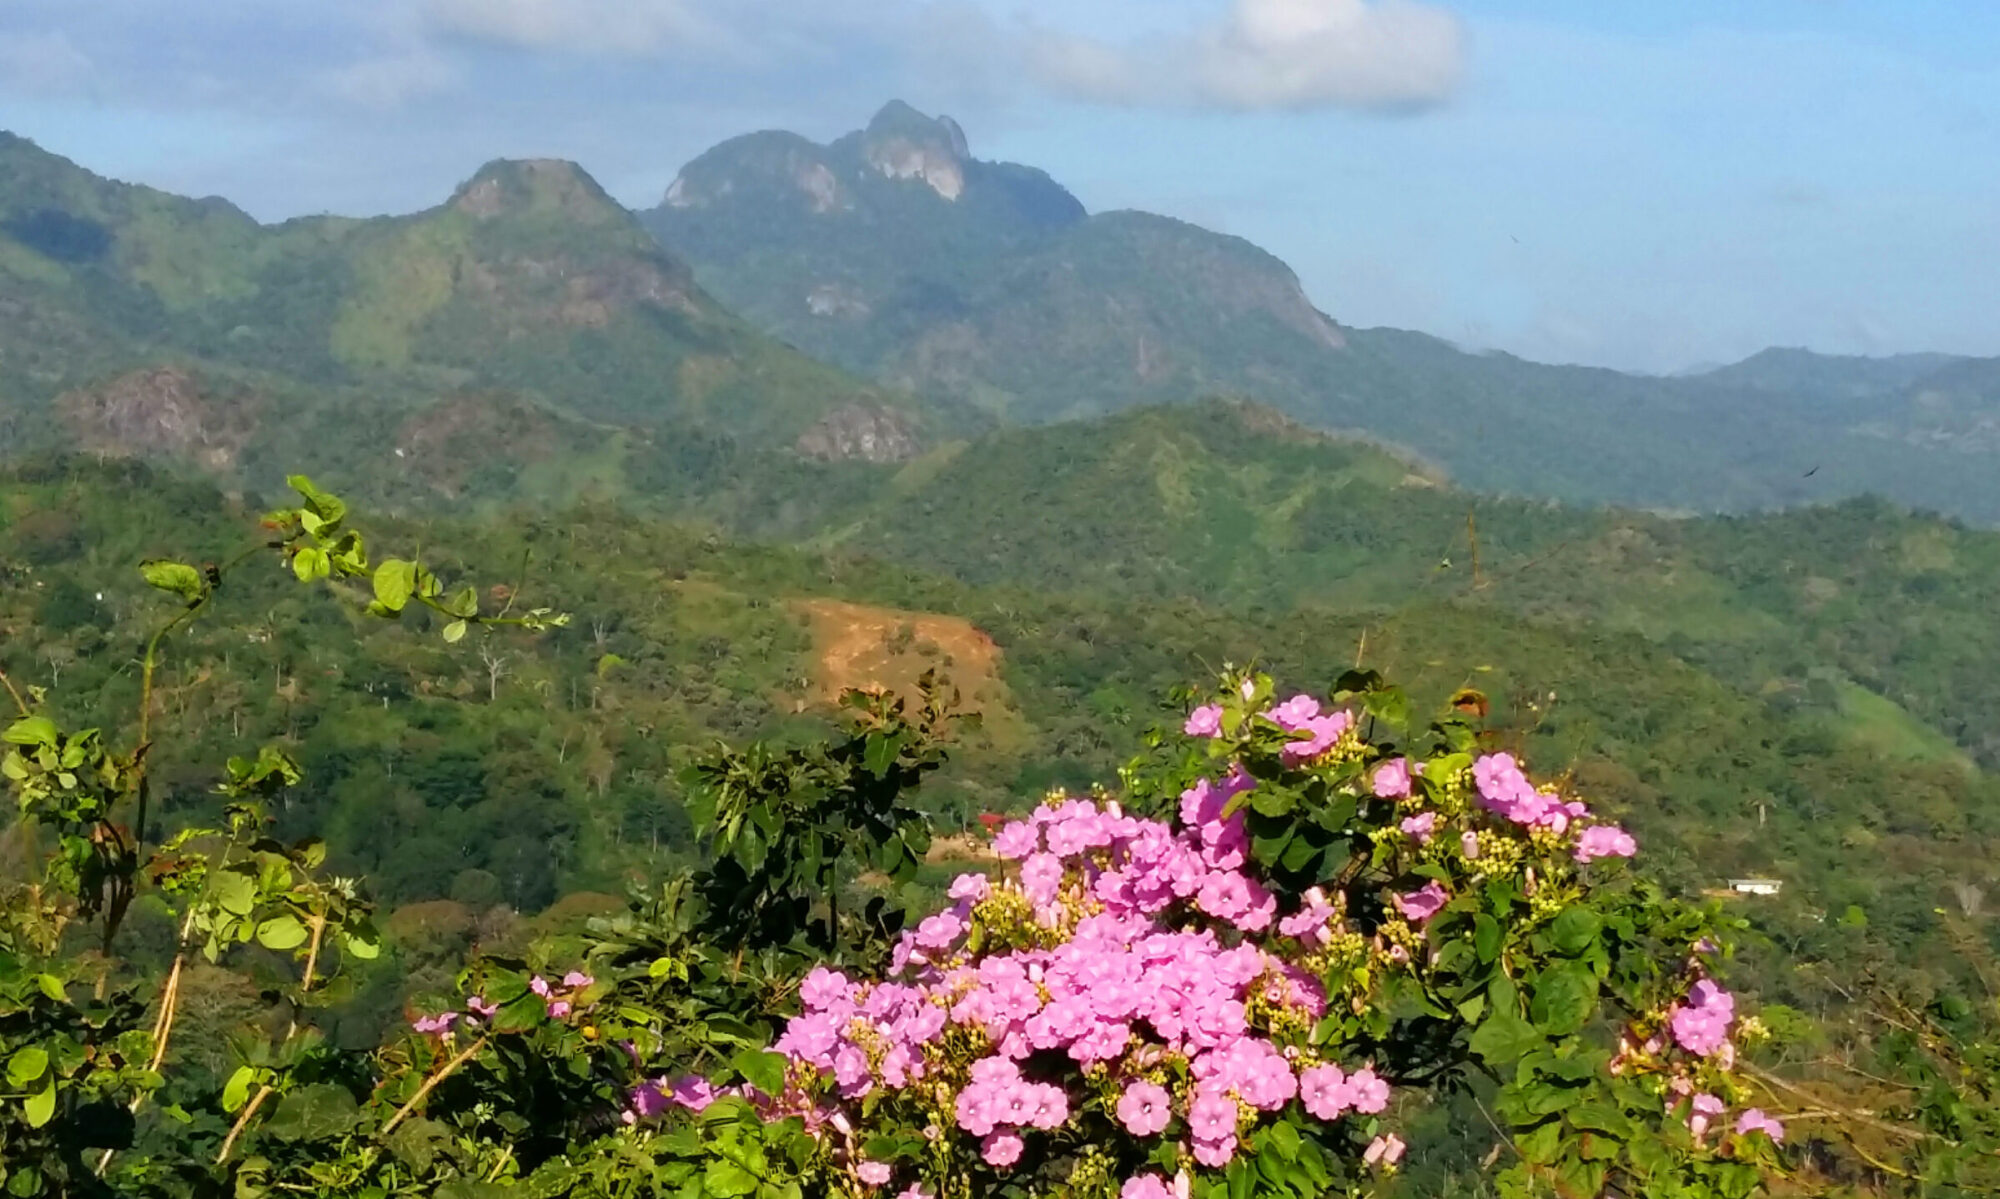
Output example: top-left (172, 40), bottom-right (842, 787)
top-left (0, 29), bottom-right (93, 94)
top-left (1030, 0), bottom-right (1464, 111)
top-left (421, 0), bottom-right (729, 56)
top-left (411, 0), bottom-right (1462, 112)
top-left (321, 44), bottom-right (462, 108)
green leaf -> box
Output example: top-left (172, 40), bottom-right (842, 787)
top-left (2, 717), bottom-right (57, 748)
top-left (1568, 1102), bottom-right (1633, 1137)
top-left (213, 870), bottom-right (259, 917)
top-left (733, 1049), bottom-right (788, 1097)
top-left (342, 927), bottom-right (381, 961)
top-left (492, 990), bottom-right (546, 1034)
top-left (1470, 1008), bottom-right (1544, 1066)
top-left (705, 1158), bottom-right (759, 1197)
top-left (449, 586), bottom-right (479, 619)
top-left (23, 1078), bottom-right (54, 1128)
top-left (292, 546), bottom-right (330, 583)
top-left (140, 559), bottom-right (207, 604)
top-left (6, 1047), bottom-right (48, 1088)
top-left (287, 474), bottom-right (346, 528)
top-left (862, 732), bottom-right (904, 777)
top-left (1475, 912), bottom-right (1503, 963)
top-left (222, 1066), bottom-right (256, 1113)
top-left (261, 1084), bottom-right (359, 1142)
top-left (443, 620), bottom-right (468, 644)
top-left (1529, 963), bottom-right (1599, 1036)
top-left (256, 914), bottom-right (309, 951)
top-left (1515, 1119), bottom-right (1564, 1165)
top-left (1550, 905), bottom-right (1602, 956)
top-left (372, 560), bottom-right (416, 614)
top-left (33, 974), bottom-right (65, 1003)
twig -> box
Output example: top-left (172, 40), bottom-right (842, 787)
top-left (1742, 1064), bottom-right (1935, 1144)
top-left (0, 667), bottom-right (29, 718)
top-left (380, 1035), bottom-right (489, 1136)
top-left (285, 911), bottom-right (327, 1041)
top-left (216, 1084), bottom-right (273, 1163)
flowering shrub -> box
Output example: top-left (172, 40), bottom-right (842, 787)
top-left (644, 671), bottom-right (1784, 1198)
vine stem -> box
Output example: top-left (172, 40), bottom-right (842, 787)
top-left (211, 909), bottom-right (331, 1165)
top-left (380, 1035), bottom-right (489, 1136)
top-left (286, 911), bottom-right (328, 1041)
top-left (0, 667), bottom-right (29, 717)
top-left (217, 1085), bottom-right (273, 1163)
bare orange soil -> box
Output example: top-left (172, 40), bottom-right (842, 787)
top-left (789, 598), bottom-right (1028, 750)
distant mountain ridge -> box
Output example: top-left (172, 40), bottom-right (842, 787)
top-left (0, 129), bottom-right (906, 505)
top-left (4, 115), bottom-right (2000, 522)
top-left (647, 102), bottom-right (2000, 522)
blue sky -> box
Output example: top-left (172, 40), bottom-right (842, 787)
top-left (1, 0), bottom-right (1995, 372)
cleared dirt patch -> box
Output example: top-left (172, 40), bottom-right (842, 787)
top-left (791, 598), bottom-right (1028, 749)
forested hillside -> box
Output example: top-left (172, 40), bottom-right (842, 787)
top-left (4, 457), bottom-right (1995, 1020)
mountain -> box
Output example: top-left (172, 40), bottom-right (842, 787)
top-left (647, 103), bottom-right (2000, 523)
top-left (851, 402), bottom-right (2000, 766)
top-left (1697, 347), bottom-right (1966, 398)
top-left (0, 132), bottom-right (911, 503)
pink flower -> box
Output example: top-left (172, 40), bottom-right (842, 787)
top-left (948, 873), bottom-right (989, 902)
top-left (1735, 1108), bottom-right (1785, 1143)
top-left (1347, 1067), bottom-right (1390, 1114)
top-left (982, 1130), bottom-right (1025, 1168)
top-left (1280, 711), bottom-right (1354, 766)
top-left (856, 1160), bottom-right (893, 1186)
top-left (1019, 852), bottom-right (1064, 904)
top-left (1268, 694), bottom-right (1321, 731)
top-left (1184, 705), bottom-right (1224, 737)
top-left (1372, 758), bottom-right (1413, 799)
top-left (1363, 1133), bottom-right (1406, 1167)
top-left (466, 995), bottom-right (498, 1019)
top-left (529, 975), bottom-right (551, 998)
top-left (1687, 1092), bottom-right (1726, 1140)
top-left (562, 971), bottom-right (593, 988)
top-left (799, 967), bottom-right (851, 1010)
top-left (1399, 812), bottom-right (1437, 844)
top-left (1187, 1087), bottom-right (1238, 1141)
top-left (629, 1080), bottom-right (671, 1119)
top-left (1395, 881), bottom-right (1450, 923)
top-left (1116, 1079), bottom-right (1174, 1136)
top-left (1669, 979), bottom-right (1735, 1057)
top-left (411, 1012), bottom-right (458, 1035)
top-left (992, 820), bottom-right (1040, 860)
top-left (1190, 1135), bottom-right (1236, 1166)
top-left (1298, 1064), bottom-right (1351, 1120)
top-left (547, 1000), bottom-right (572, 1019)
top-left (669, 1076), bottom-right (717, 1113)
top-left (1574, 824), bottom-right (1638, 862)
top-left (1122, 1176), bottom-right (1174, 1199)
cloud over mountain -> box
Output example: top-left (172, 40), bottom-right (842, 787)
top-left (1030, 0), bottom-right (1465, 111)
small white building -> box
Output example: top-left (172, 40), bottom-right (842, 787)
top-left (1727, 878), bottom-right (1783, 897)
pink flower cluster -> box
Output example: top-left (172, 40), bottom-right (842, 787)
top-left (1474, 753), bottom-right (1637, 862)
top-left (1266, 694), bottom-right (1357, 766)
top-left (1675, 1085), bottom-right (1783, 1144)
top-left (411, 993), bottom-right (502, 1036)
top-left (1668, 979), bottom-right (1735, 1058)
top-left (760, 787), bottom-right (1388, 1193)
top-left (529, 970), bottom-right (595, 1020)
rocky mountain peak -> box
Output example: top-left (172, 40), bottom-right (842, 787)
top-left (451, 158), bottom-right (620, 223)
top-left (860, 101), bottom-right (970, 201)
